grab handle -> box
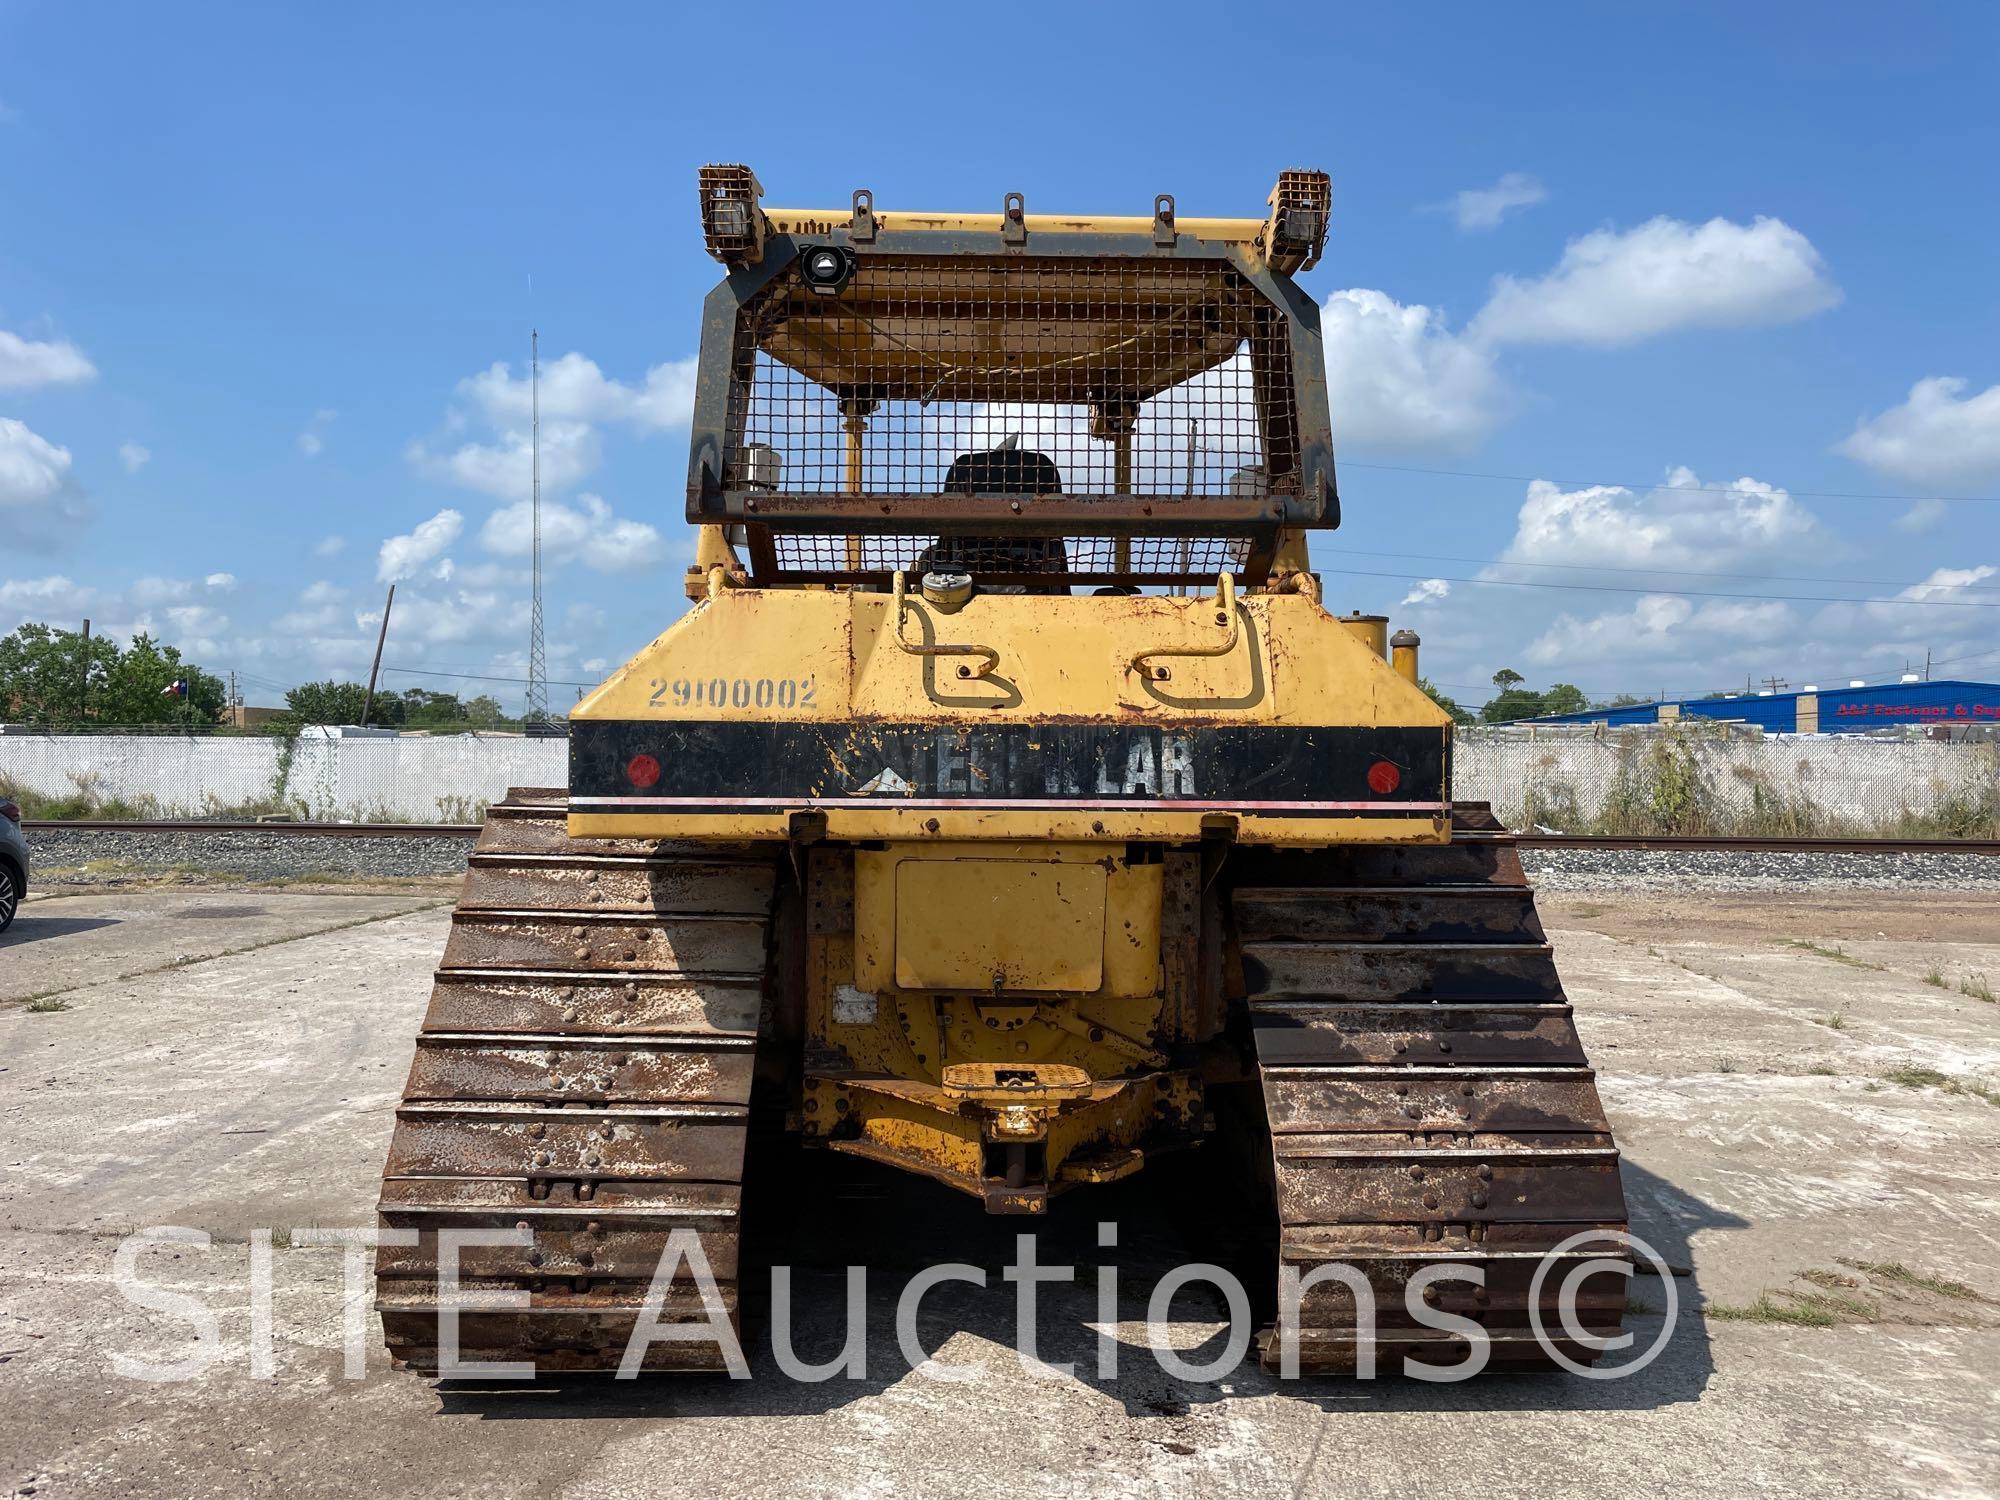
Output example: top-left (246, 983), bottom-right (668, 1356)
top-left (1128, 573), bottom-right (1239, 678)
top-left (892, 571), bottom-right (1000, 679)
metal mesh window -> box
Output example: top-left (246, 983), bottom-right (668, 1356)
top-left (766, 533), bottom-right (1255, 587)
top-left (723, 254), bottom-right (1297, 586)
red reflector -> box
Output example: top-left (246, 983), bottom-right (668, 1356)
top-left (625, 753), bottom-right (662, 789)
top-left (1366, 760), bottom-right (1401, 795)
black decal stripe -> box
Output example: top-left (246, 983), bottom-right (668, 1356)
top-left (572, 721), bottom-right (1446, 809)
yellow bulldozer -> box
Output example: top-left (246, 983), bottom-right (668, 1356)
top-left (374, 168), bottom-right (1629, 1375)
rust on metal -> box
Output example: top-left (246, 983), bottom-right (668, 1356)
top-left (1238, 804), bottom-right (1630, 1372)
top-left (374, 790), bottom-right (778, 1374)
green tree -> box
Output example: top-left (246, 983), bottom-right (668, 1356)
top-left (1480, 666), bottom-right (1545, 723)
top-left (0, 623), bottom-right (118, 724)
top-left (464, 694), bottom-right (504, 729)
top-left (397, 687), bottom-right (468, 727)
top-left (1418, 676), bottom-right (1474, 725)
top-left (1540, 683), bottom-right (1588, 717)
top-left (99, 633), bottom-right (227, 725)
top-left (0, 623), bottom-right (223, 726)
top-left (278, 679), bottom-right (397, 727)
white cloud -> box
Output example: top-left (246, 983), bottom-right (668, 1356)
top-left (1836, 377), bottom-right (2000, 487)
top-left (1498, 467), bottom-right (1821, 575)
top-left (0, 417), bottom-right (75, 508)
top-left (458, 353), bottom-right (698, 433)
top-left (1895, 498), bottom-right (1947, 534)
top-left (479, 492), bottom-right (666, 573)
top-left (410, 351), bottom-right (698, 502)
top-left (1524, 593), bottom-right (1799, 668)
top-left (1400, 578), bottom-right (1451, 607)
top-left (0, 329), bottom-right (96, 390)
top-left (118, 442), bottom-right (152, 473)
top-left (157, 603), bottom-right (231, 656)
top-left (129, 576), bottom-right (193, 607)
top-left (313, 534), bottom-right (346, 558)
top-left (1471, 216), bottom-right (1839, 348)
top-left (411, 421), bottom-right (600, 502)
top-left (301, 580), bottom-right (346, 606)
top-left (298, 408), bottom-right (337, 459)
top-left (378, 508), bottom-right (464, 583)
top-left (0, 574), bottom-right (95, 620)
top-left (360, 585), bottom-right (524, 647)
top-left (1886, 564), bottom-right (1997, 606)
top-left (1450, 173), bottom-right (1547, 231)
top-left (1321, 289), bottom-right (1505, 452)
top-left (204, 572), bottom-right (237, 592)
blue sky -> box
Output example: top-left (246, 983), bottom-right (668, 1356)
top-left (2, 1), bottom-right (1997, 711)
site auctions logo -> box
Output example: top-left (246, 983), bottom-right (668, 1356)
top-left (109, 1223), bottom-right (1681, 1386)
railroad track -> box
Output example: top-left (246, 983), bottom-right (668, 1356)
top-left (21, 819), bottom-right (2000, 856)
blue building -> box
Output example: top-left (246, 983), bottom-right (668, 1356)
top-left (1528, 679), bottom-right (2000, 735)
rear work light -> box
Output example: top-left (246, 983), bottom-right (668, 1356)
top-left (625, 754), bottom-right (662, 789)
top-left (1365, 761), bottom-right (1402, 795)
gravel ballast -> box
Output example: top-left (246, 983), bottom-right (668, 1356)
top-left (26, 827), bottom-right (477, 884)
top-left (1520, 846), bottom-right (2000, 893)
top-left (19, 826), bottom-right (2000, 893)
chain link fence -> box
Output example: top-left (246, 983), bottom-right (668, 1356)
top-left (2, 723), bottom-right (1996, 836)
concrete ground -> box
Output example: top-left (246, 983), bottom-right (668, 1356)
top-left (3, 883), bottom-right (1998, 1499)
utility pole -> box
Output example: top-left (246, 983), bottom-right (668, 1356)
top-left (524, 328), bottom-right (550, 726)
top-left (1762, 675), bottom-right (1788, 694)
top-left (79, 617), bottom-right (91, 724)
top-left (361, 583), bottom-right (396, 727)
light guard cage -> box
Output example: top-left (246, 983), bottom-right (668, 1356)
top-left (688, 168), bottom-right (1339, 589)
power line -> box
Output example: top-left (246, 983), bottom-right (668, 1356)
top-left (1322, 565), bottom-right (2000, 609)
top-left (1342, 460), bottom-right (1999, 506)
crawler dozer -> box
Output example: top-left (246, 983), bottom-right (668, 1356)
top-left (376, 168), bottom-right (1628, 1374)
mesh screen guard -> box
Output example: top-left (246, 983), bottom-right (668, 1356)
top-left (692, 247), bottom-right (1332, 587)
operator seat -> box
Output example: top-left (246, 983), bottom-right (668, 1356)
top-left (922, 442), bottom-right (1069, 593)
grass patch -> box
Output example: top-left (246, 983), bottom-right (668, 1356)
top-left (1837, 1259), bottom-right (1994, 1305)
top-left (1709, 1280), bottom-right (1878, 1326)
top-left (1879, 1065), bottom-right (2000, 1106)
top-left (1883, 1064), bottom-right (1951, 1089)
top-left (0, 770), bottom-right (161, 821)
top-left (25, 995), bottom-right (72, 1013)
top-left (1784, 939), bottom-right (1882, 971)
top-left (1961, 972), bottom-right (1995, 1003)
top-left (1706, 1293), bottom-right (1840, 1327)
top-left (1814, 1010), bottom-right (1850, 1031)
top-left (1924, 966), bottom-right (1948, 989)
top-left (1806, 1063), bottom-right (1840, 1077)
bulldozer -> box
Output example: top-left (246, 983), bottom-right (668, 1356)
top-left (374, 167), bottom-right (1629, 1376)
